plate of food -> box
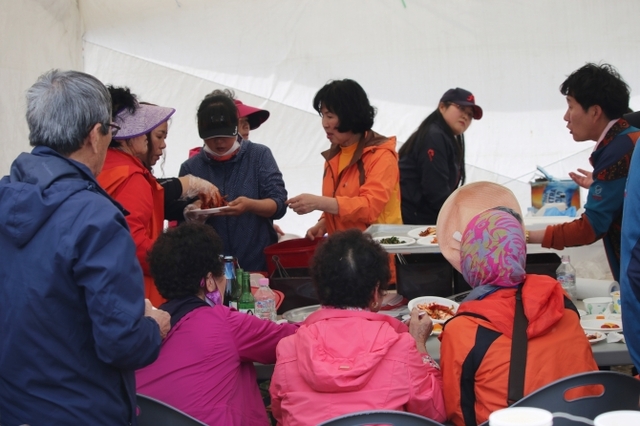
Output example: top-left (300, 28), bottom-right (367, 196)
top-left (431, 323), bottom-right (443, 336)
top-left (373, 236), bottom-right (416, 248)
top-left (192, 206), bottom-right (230, 215)
top-left (416, 236), bottom-right (439, 246)
top-left (407, 296), bottom-right (459, 324)
top-left (585, 331), bottom-right (606, 344)
top-left (408, 226), bottom-right (437, 239)
top-left (580, 318), bottom-right (623, 332)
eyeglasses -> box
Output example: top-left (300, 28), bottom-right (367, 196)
top-left (108, 122), bottom-right (121, 136)
top-left (451, 103), bottom-right (474, 120)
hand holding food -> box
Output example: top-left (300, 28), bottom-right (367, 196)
top-left (409, 307), bottom-right (433, 353)
top-left (182, 174), bottom-right (222, 203)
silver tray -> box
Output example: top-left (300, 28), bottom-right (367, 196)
top-left (282, 304), bottom-right (321, 323)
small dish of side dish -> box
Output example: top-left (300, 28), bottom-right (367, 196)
top-left (584, 331), bottom-right (606, 344)
top-left (372, 236), bottom-right (416, 248)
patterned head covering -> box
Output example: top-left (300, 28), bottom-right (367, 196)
top-left (460, 209), bottom-right (526, 289)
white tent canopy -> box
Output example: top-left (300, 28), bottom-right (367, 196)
top-left (3, 0), bottom-right (640, 237)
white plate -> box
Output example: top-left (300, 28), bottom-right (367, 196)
top-left (407, 226), bottom-right (437, 239)
top-left (191, 206), bottom-right (231, 216)
top-left (578, 309), bottom-right (587, 317)
top-left (373, 236), bottom-right (416, 248)
top-left (407, 296), bottom-right (460, 324)
top-left (416, 236), bottom-right (439, 246)
top-left (585, 331), bottom-right (606, 344)
top-left (580, 318), bottom-right (623, 333)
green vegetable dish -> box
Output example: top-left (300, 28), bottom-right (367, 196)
top-left (379, 236), bottom-right (404, 245)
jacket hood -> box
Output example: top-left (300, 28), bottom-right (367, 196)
top-left (0, 146), bottom-right (111, 247)
top-left (455, 274), bottom-right (566, 339)
top-left (295, 308), bottom-right (407, 393)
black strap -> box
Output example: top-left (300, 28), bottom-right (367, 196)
top-left (507, 284), bottom-right (528, 405)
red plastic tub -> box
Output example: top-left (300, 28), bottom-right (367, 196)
top-left (263, 238), bottom-right (321, 277)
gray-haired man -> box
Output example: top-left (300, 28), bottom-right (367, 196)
top-left (0, 70), bottom-right (170, 425)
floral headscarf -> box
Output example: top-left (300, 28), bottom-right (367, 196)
top-left (460, 209), bottom-right (526, 289)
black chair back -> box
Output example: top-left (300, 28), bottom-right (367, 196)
top-left (136, 393), bottom-right (207, 426)
top-left (507, 371), bottom-right (640, 425)
top-left (317, 409), bottom-right (446, 426)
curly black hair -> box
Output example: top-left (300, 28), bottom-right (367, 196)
top-left (312, 79), bottom-right (376, 134)
top-left (310, 229), bottom-right (390, 308)
top-left (560, 63), bottom-right (630, 120)
top-left (148, 223), bottom-right (224, 300)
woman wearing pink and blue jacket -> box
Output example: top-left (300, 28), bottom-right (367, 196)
top-left (136, 223), bottom-right (298, 425)
top-left (270, 229), bottom-right (446, 426)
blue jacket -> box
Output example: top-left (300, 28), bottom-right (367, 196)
top-left (179, 140), bottom-right (287, 272)
top-left (0, 147), bottom-right (162, 426)
top-left (621, 137), bottom-right (640, 371)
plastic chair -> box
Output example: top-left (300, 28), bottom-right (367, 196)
top-left (136, 394), bottom-right (207, 426)
top-left (481, 371), bottom-right (640, 425)
top-left (317, 410), bottom-right (446, 426)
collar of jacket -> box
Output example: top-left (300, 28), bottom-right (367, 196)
top-left (321, 130), bottom-right (388, 166)
top-left (305, 306), bottom-right (409, 333)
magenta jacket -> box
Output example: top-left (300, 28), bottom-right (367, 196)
top-left (136, 305), bottom-right (298, 425)
top-left (269, 309), bottom-right (446, 425)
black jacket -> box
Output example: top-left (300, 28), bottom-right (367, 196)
top-left (399, 118), bottom-right (465, 224)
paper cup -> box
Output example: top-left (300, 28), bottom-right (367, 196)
top-left (583, 296), bottom-right (613, 315)
top-left (489, 407), bottom-right (553, 426)
top-left (610, 291), bottom-right (621, 314)
top-left (594, 410), bottom-right (640, 425)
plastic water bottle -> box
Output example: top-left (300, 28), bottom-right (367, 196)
top-left (254, 278), bottom-right (277, 321)
top-left (556, 255), bottom-right (577, 300)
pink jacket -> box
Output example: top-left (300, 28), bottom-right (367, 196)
top-left (269, 309), bottom-right (446, 426)
top-left (136, 305), bottom-right (298, 425)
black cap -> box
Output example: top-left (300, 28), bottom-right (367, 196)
top-left (440, 87), bottom-right (483, 120)
top-left (197, 99), bottom-right (239, 140)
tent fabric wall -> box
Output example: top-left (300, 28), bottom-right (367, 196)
top-left (3, 0), bottom-right (640, 238)
top-left (1, 0), bottom-right (82, 177)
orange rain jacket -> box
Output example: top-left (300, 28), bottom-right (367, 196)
top-left (440, 274), bottom-right (598, 426)
top-left (320, 131), bottom-right (402, 234)
top-left (97, 149), bottom-right (165, 307)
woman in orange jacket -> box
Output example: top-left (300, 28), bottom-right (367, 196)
top-left (98, 87), bottom-right (218, 306)
top-left (286, 79), bottom-right (402, 237)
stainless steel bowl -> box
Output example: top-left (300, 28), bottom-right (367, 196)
top-left (282, 304), bottom-right (321, 323)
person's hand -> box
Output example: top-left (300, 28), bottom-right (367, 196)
top-left (144, 299), bottom-right (171, 339)
top-left (286, 194), bottom-right (320, 215)
top-left (182, 175), bottom-right (221, 200)
top-left (306, 220), bottom-right (326, 241)
top-left (214, 196), bottom-right (252, 216)
top-left (183, 201), bottom-right (207, 224)
top-left (568, 168), bottom-right (593, 189)
top-left (408, 307), bottom-right (433, 353)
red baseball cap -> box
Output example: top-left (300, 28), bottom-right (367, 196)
top-left (234, 100), bottom-right (270, 130)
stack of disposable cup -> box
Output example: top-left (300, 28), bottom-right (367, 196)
top-left (489, 407), bottom-right (553, 426)
top-left (594, 410), bottom-right (640, 425)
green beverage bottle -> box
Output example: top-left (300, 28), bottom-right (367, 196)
top-left (237, 270), bottom-right (255, 315)
top-left (231, 267), bottom-right (244, 308)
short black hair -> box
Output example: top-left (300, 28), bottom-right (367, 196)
top-left (148, 223), bottom-right (224, 300)
top-left (560, 63), bottom-right (630, 120)
top-left (312, 79), bottom-right (376, 134)
top-left (310, 229), bottom-right (390, 308)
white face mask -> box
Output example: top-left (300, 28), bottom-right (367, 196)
top-left (203, 141), bottom-right (240, 157)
